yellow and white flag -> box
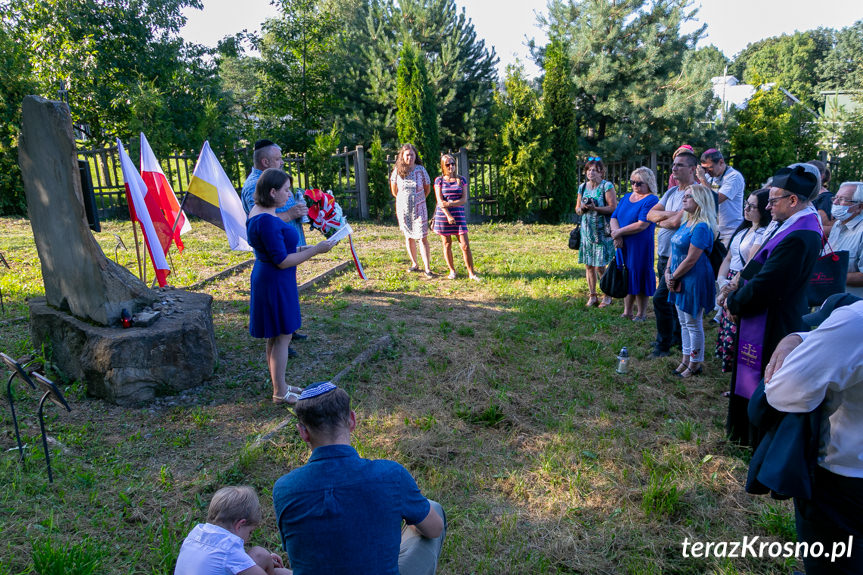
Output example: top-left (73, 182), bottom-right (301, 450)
top-left (185, 141), bottom-right (251, 251)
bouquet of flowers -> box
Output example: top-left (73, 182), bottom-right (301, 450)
top-left (302, 188), bottom-right (365, 279)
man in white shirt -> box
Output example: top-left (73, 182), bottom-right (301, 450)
top-left (764, 295), bottom-right (863, 575)
top-left (826, 182), bottom-right (863, 298)
top-left (697, 149), bottom-right (745, 246)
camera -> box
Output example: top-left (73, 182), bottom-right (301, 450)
top-left (582, 197), bottom-right (595, 207)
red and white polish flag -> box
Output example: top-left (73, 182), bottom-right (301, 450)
top-left (140, 132), bottom-right (189, 251)
top-left (117, 139), bottom-right (172, 287)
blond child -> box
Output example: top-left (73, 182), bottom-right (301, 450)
top-left (175, 486), bottom-right (291, 575)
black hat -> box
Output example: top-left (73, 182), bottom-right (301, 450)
top-left (253, 139), bottom-right (276, 151)
top-left (802, 293), bottom-right (862, 328)
top-left (771, 165), bottom-right (819, 201)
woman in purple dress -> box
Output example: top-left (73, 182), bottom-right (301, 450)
top-left (433, 154), bottom-right (479, 280)
top-left (610, 167), bottom-right (660, 321)
top-left (247, 169), bottom-right (335, 404)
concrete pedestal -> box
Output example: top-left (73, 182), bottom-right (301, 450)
top-left (29, 290), bottom-right (218, 405)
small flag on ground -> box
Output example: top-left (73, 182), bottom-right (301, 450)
top-left (185, 141), bottom-right (251, 252)
top-left (140, 132), bottom-right (189, 251)
top-left (117, 139), bottom-right (171, 286)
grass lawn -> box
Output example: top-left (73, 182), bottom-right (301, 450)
top-left (0, 216), bottom-right (799, 574)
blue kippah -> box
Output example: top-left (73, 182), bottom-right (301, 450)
top-left (299, 381), bottom-right (336, 400)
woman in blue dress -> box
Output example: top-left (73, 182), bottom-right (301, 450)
top-left (664, 184), bottom-right (717, 378)
top-left (247, 169), bottom-right (335, 404)
top-left (610, 167), bottom-right (660, 321)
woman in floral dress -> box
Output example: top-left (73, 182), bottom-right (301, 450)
top-left (390, 143), bottom-right (433, 277)
top-left (577, 157), bottom-right (617, 307)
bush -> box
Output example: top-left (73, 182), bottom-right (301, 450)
top-left (367, 133), bottom-right (392, 219)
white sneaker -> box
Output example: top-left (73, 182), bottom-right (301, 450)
top-left (447, 271), bottom-right (456, 280)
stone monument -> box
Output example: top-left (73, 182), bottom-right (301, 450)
top-left (20, 95), bottom-right (218, 405)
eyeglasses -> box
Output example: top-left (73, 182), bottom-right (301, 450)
top-left (671, 163), bottom-right (693, 170)
top-left (833, 197), bottom-right (860, 205)
top-left (744, 203), bottom-right (757, 211)
top-left (587, 156), bottom-right (601, 161)
top-left (766, 194), bottom-right (793, 206)
top-left (630, 181), bottom-right (645, 187)
top-left (682, 194), bottom-right (693, 199)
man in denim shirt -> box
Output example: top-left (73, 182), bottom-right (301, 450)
top-left (242, 139), bottom-right (307, 247)
top-left (273, 382), bottom-right (446, 575)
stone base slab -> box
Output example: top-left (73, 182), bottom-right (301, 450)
top-left (28, 290), bottom-right (218, 405)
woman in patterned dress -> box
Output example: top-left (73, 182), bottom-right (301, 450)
top-left (577, 158), bottom-right (617, 307)
top-left (433, 154), bottom-right (480, 280)
top-left (714, 188), bottom-right (771, 372)
top-left (390, 143), bottom-right (433, 277)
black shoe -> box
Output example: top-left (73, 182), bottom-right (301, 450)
top-left (649, 348), bottom-right (670, 359)
top-left (288, 347), bottom-right (298, 359)
top-left (292, 332), bottom-right (308, 341)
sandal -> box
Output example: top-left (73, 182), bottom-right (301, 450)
top-left (407, 265), bottom-right (419, 272)
top-left (598, 296), bottom-right (613, 308)
top-left (272, 391), bottom-right (300, 405)
top-left (272, 386), bottom-right (303, 404)
top-left (586, 294), bottom-right (598, 307)
top-left (620, 313), bottom-right (633, 320)
top-left (672, 362), bottom-right (689, 374)
top-left (633, 315), bottom-right (647, 322)
top-left (676, 364), bottom-right (704, 378)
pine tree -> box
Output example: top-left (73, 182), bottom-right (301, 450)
top-left (542, 0), bottom-right (708, 158)
top-left (541, 40), bottom-right (578, 221)
top-left (497, 64), bottom-right (550, 219)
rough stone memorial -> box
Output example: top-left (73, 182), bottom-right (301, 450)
top-left (19, 95), bottom-right (218, 405)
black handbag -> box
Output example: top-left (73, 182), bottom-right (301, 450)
top-left (708, 236), bottom-right (728, 279)
top-left (600, 249), bottom-right (628, 299)
top-left (806, 247), bottom-right (849, 307)
top-left (568, 225), bottom-right (581, 250)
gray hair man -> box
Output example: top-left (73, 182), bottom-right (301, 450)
top-left (825, 182), bottom-right (863, 298)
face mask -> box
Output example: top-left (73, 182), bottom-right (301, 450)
top-left (832, 204), bottom-right (850, 220)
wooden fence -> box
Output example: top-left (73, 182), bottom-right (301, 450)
top-left (78, 143), bottom-right (673, 223)
top-left (78, 145), bottom-right (368, 222)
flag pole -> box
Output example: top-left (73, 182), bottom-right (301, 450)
top-left (130, 220), bottom-right (144, 281)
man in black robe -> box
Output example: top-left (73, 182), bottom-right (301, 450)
top-left (723, 164), bottom-right (823, 445)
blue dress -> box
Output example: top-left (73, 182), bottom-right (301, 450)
top-left (611, 193), bottom-right (659, 296)
top-left (247, 213), bottom-right (301, 338)
top-left (668, 221), bottom-right (715, 316)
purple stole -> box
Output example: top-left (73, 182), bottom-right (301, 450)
top-left (733, 213), bottom-right (822, 399)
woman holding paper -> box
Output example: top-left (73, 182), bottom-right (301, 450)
top-left (391, 143), bottom-right (433, 277)
top-left (247, 168), bottom-right (335, 404)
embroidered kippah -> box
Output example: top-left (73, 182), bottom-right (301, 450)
top-left (299, 381), bottom-right (336, 400)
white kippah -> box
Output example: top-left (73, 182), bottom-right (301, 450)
top-left (298, 381), bottom-right (336, 400)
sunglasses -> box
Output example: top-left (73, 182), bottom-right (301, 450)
top-left (444, 162), bottom-right (455, 167)
top-left (587, 156), bottom-right (602, 162)
top-left (682, 194), bottom-right (693, 199)
top-left (630, 180), bottom-right (645, 187)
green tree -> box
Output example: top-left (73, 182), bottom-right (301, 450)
top-left (729, 87), bottom-right (814, 188)
top-left (0, 18), bottom-right (34, 214)
top-left (5, 0), bottom-right (234, 155)
top-left (328, 0), bottom-right (497, 151)
top-left (395, 42), bottom-right (439, 167)
top-left (366, 132), bottom-right (392, 218)
top-left (497, 64), bottom-right (550, 219)
top-left (818, 21), bottom-right (863, 91)
top-left (257, 0), bottom-right (339, 150)
top-left (730, 31), bottom-right (831, 106)
top-left (542, 0), bottom-right (708, 158)
top-left (541, 40), bottom-right (578, 221)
